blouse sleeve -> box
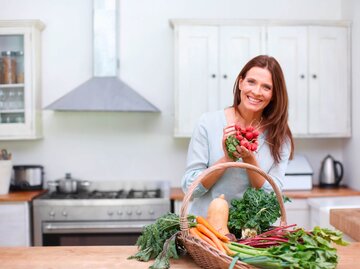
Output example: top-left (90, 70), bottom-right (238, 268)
top-left (181, 114), bottom-right (210, 198)
top-left (261, 138), bottom-right (292, 193)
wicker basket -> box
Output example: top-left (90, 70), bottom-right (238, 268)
top-left (178, 162), bottom-right (287, 269)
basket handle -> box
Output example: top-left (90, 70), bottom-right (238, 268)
top-left (180, 162), bottom-right (287, 234)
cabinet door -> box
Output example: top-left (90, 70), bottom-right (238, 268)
top-left (175, 26), bottom-right (218, 137)
top-left (0, 21), bottom-right (43, 140)
top-left (219, 26), bottom-right (263, 110)
top-left (267, 26), bottom-right (308, 136)
top-left (308, 26), bottom-right (350, 136)
top-left (0, 202), bottom-right (30, 246)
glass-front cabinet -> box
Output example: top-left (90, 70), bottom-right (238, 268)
top-left (0, 20), bottom-right (44, 140)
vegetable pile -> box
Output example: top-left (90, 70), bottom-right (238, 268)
top-left (225, 125), bottom-right (259, 160)
top-left (228, 187), bottom-right (290, 239)
top-left (129, 188), bottom-right (349, 269)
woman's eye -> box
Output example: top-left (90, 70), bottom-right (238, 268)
top-left (263, 85), bottom-right (272, 91)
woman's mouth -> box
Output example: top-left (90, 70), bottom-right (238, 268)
top-left (247, 96), bottom-right (262, 105)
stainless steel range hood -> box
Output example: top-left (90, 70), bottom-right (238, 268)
top-left (45, 0), bottom-right (159, 112)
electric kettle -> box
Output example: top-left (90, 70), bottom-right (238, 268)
top-left (319, 155), bottom-right (344, 188)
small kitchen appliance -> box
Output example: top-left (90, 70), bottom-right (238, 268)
top-left (319, 155), bottom-right (344, 188)
top-left (283, 154), bottom-right (313, 190)
top-left (32, 180), bottom-right (170, 246)
top-left (11, 165), bottom-right (44, 190)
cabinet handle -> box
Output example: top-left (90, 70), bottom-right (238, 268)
top-left (223, 74), bottom-right (227, 79)
top-left (211, 74), bottom-right (216, 78)
top-left (312, 74), bottom-right (317, 79)
top-left (300, 74), bottom-right (305, 79)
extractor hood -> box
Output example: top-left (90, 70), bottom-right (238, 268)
top-left (45, 0), bottom-right (159, 112)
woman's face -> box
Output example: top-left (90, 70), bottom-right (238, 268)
top-left (239, 67), bottom-right (273, 114)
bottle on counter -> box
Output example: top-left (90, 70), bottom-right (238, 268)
top-left (1, 51), bottom-right (17, 84)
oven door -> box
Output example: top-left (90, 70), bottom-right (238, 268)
top-left (41, 220), bottom-right (152, 246)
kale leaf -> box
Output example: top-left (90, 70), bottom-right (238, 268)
top-left (228, 187), bottom-right (290, 238)
top-left (225, 135), bottom-right (240, 160)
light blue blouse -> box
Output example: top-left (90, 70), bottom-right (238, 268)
top-left (181, 110), bottom-right (291, 217)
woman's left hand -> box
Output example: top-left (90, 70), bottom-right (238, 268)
top-left (233, 145), bottom-right (255, 162)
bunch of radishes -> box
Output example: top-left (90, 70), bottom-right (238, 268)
top-left (225, 125), bottom-right (259, 160)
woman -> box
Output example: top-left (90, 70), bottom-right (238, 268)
top-left (181, 55), bottom-right (294, 217)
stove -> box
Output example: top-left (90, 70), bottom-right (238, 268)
top-left (39, 188), bottom-right (162, 200)
top-left (32, 181), bottom-right (171, 246)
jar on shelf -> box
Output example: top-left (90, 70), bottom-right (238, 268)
top-left (1, 51), bottom-right (17, 84)
top-left (16, 51), bottom-right (24, 83)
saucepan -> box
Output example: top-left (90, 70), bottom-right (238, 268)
top-left (47, 173), bottom-right (91, 194)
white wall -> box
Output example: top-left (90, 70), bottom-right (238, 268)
top-left (342, 0), bottom-right (360, 190)
top-left (0, 0), bottom-right (353, 188)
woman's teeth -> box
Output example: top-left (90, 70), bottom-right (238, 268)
top-left (248, 96), bottom-right (261, 104)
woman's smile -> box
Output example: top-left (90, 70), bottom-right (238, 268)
top-left (247, 96), bottom-right (262, 105)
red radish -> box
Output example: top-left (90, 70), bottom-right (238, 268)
top-left (246, 126), bottom-right (254, 132)
top-left (251, 144), bottom-right (258, 151)
top-left (240, 139), bottom-right (247, 147)
top-left (245, 132), bottom-right (254, 140)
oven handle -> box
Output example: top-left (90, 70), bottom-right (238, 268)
top-left (42, 221), bottom-right (153, 234)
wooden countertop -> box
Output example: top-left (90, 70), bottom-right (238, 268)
top-left (0, 246), bottom-right (199, 269)
top-left (0, 244), bottom-right (358, 269)
top-left (0, 190), bottom-right (46, 202)
top-left (330, 208), bottom-right (360, 241)
top-left (170, 186), bottom-right (360, 201)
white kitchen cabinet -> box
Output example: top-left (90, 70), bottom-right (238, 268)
top-left (284, 198), bottom-right (310, 229)
top-left (172, 22), bottom-right (263, 137)
top-left (172, 20), bottom-right (351, 138)
top-left (0, 20), bottom-right (44, 140)
top-left (267, 25), bottom-right (350, 137)
top-left (0, 202), bottom-right (31, 246)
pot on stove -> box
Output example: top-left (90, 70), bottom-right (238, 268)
top-left (47, 173), bottom-right (91, 193)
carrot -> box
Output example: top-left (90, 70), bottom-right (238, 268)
top-left (196, 224), bottom-right (227, 254)
top-left (196, 216), bottom-right (229, 242)
top-left (189, 227), bottom-right (217, 248)
top-left (221, 241), bottom-right (236, 256)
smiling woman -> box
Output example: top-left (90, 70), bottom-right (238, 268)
top-left (181, 55), bottom-right (295, 218)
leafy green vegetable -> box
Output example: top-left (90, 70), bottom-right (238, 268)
top-left (228, 226), bottom-right (349, 269)
top-left (128, 212), bottom-right (196, 269)
top-left (228, 187), bottom-right (290, 238)
top-left (225, 135), bottom-right (240, 160)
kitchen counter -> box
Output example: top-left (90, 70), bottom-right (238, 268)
top-left (0, 246), bottom-right (199, 269)
top-left (0, 190), bottom-right (46, 202)
top-left (0, 244), bottom-right (358, 269)
top-left (170, 186), bottom-right (360, 201)
top-left (330, 208), bottom-right (360, 241)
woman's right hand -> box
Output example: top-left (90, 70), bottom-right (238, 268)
top-left (222, 124), bottom-right (237, 162)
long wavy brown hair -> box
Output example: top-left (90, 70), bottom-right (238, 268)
top-left (232, 55), bottom-right (294, 163)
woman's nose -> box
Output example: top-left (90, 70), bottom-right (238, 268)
top-left (252, 85), bottom-right (261, 95)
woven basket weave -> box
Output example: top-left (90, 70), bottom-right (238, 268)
top-left (178, 162), bottom-right (287, 269)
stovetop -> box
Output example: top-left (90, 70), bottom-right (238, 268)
top-left (39, 189), bottom-right (163, 200)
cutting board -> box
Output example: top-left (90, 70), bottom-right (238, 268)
top-left (330, 208), bottom-right (360, 241)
